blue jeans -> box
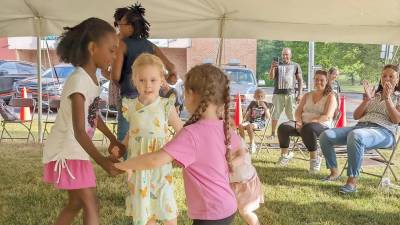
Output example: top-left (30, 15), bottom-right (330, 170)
top-left (117, 110), bottom-right (129, 142)
top-left (319, 122), bottom-right (394, 177)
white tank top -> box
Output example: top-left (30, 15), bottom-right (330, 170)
top-left (301, 92), bottom-right (333, 128)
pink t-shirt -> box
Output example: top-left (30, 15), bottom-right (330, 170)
top-left (164, 119), bottom-right (241, 220)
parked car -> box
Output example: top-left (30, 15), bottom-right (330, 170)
top-left (14, 64), bottom-right (107, 104)
top-left (221, 63), bottom-right (259, 113)
top-left (178, 62), bottom-right (259, 119)
top-left (0, 60), bottom-right (44, 102)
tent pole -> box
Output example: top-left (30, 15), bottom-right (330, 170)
top-left (216, 14), bottom-right (226, 66)
top-left (307, 41), bottom-right (315, 93)
top-left (35, 17), bottom-right (43, 143)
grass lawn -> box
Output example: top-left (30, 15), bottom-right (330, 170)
top-left (1, 124), bottom-right (400, 224)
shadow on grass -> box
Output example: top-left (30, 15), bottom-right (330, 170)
top-left (2, 143), bottom-right (400, 225)
top-left (253, 161), bottom-right (400, 200)
top-left (262, 200), bottom-right (400, 225)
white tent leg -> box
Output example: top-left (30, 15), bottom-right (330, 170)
top-left (35, 17), bottom-right (43, 143)
top-left (307, 41), bottom-right (315, 93)
top-left (216, 14), bottom-right (226, 66)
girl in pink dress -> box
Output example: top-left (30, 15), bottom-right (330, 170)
top-left (42, 18), bottom-right (124, 225)
top-left (114, 64), bottom-right (246, 225)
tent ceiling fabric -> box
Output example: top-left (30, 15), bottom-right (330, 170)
top-left (1, 0), bottom-right (400, 44)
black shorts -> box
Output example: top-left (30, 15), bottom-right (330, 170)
top-left (192, 213), bottom-right (236, 225)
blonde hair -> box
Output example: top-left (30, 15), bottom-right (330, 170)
top-left (184, 64), bottom-right (232, 170)
top-left (254, 88), bottom-right (265, 97)
top-left (131, 53), bottom-right (165, 82)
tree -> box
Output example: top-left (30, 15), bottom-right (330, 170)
top-left (256, 40), bottom-right (284, 85)
top-left (257, 40), bottom-right (384, 88)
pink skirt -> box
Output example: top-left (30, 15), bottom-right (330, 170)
top-left (230, 174), bottom-right (264, 213)
top-left (43, 160), bottom-right (96, 190)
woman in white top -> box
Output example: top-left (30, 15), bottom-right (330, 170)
top-left (276, 70), bottom-right (337, 173)
top-left (320, 64), bottom-right (400, 194)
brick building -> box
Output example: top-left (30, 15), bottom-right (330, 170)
top-left (0, 37), bottom-right (257, 77)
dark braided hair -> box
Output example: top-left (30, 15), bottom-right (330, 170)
top-left (123, 3), bottom-right (150, 38)
top-left (184, 64), bottom-right (233, 170)
top-left (222, 71), bottom-right (232, 171)
top-left (56, 17), bottom-right (115, 67)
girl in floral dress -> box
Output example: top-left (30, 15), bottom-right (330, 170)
top-left (117, 53), bottom-right (182, 225)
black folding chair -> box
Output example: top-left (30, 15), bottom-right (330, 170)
top-left (254, 103), bottom-right (274, 154)
top-left (290, 110), bottom-right (342, 161)
top-left (340, 127), bottom-right (399, 188)
top-left (0, 98), bottom-right (36, 142)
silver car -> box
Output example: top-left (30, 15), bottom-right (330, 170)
top-left (222, 65), bottom-right (258, 112)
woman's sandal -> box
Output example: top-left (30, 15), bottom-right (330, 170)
top-left (339, 184), bottom-right (357, 194)
top-left (321, 175), bottom-right (341, 182)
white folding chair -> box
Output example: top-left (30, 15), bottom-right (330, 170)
top-left (0, 98), bottom-right (36, 142)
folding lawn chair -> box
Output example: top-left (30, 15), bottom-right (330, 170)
top-left (290, 110), bottom-right (342, 161)
top-left (97, 100), bottom-right (119, 145)
top-left (0, 98), bottom-right (36, 142)
top-left (253, 102), bottom-right (274, 154)
top-left (103, 103), bottom-right (118, 136)
top-left (340, 127), bottom-right (400, 188)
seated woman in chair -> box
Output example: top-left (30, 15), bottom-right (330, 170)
top-left (276, 70), bottom-right (337, 173)
top-left (319, 64), bottom-right (400, 194)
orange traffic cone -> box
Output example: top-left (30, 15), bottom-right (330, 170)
top-left (234, 93), bottom-right (242, 128)
top-left (336, 95), bottom-right (347, 128)
top-left (20, 87), bottom-right (31, 122)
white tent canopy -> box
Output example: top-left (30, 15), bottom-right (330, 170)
top-left (1, 0), bottom-right (400, 44)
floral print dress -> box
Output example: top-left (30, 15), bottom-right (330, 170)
top-left (121, 96), bottom-right (177, 225)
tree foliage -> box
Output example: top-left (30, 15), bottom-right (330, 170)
top-left (257, 40), bottom-right (386, 86)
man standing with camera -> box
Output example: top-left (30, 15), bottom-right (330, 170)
top-left (268, 47), bottom-right (303, 138)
